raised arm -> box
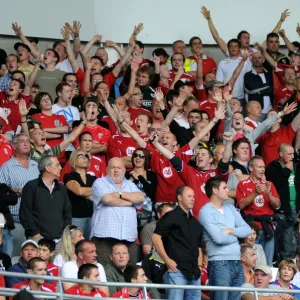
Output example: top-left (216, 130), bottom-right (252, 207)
top-left (128, 59), bottom-right (139, 95)
top-left (228, 52), bottom-right (248, 88)
top-left (62, 26), bottom-right (79, 73)
top-left (291, 109), bottom-right (300, 131)
top-left (189, 103), bottom-right (226, 150)
top-left (195, 55), bottom-right (203, 88)
top-left (83, 57), bottom-right (92, 96)
top-left (105, 40), bottom-right (125, 57)
top-left (19, 99), bottom-right (29, 136)
top-left (161, 93), bottom-right (185, 127)
top-left (201, 6), bottom-right (227, 54)
top-left (279, 29), bottom-right (298, 52)
top-left (221, 132), bottom-right (233, 163)
top-left (150, 133), bottom-right (175, 160)
top-left (65, 21), bottom-right (82, 59)
top-left (271, 9), bottom-right (290, 34)
top-left (24, 55), bottom-right (43, 95)
top-left (256, 44), bottom-right (277, 70)
top-left (81, 34), bottom-right (102, 57)
top-left (12, 23), bottom-right (41, 58)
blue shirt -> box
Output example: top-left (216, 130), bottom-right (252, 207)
top-left (0, 73), bottom-right (12, 92)
top-left (91, 176), bottom-right (143, 242)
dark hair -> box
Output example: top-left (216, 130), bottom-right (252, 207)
top-left (199, 110), bottom-right (210, 121)
top-left (203, 72), bottom-right (214, 83)
top-left (111, 242), bottom-right (128, 254)
top-left (152, 48), bottom-right (169, 58)
top-left (32, 84), bottom-right (40, 90)
top-left (78, 263), bottom-right (98, 280)
top-left (131, 147), bottom-right (151, 170)
top-left (232, 138), bottom-right (251, 156)
top-left (137, 65), bottom-right (155, 82)
top-left (62, 73), bottom-right (76, 82)
top-left (227, 38), bottom-right (241, 49)
top-left (52, 40), bottom-right (64, 51)
top-left (183, 96), bottom-right (198, 107)
top-left (45, 48), bottom-right (60, 65)
top-left (79, 131), bottom-right (93, 142)
top-left (171, 52), bottom-right (185, 63)
top-left (91, 55), bottom-right (104, 66)
top-left (135, 41), bottom-right (144, 50)
top-left (205, 176), bottom-right (225, 198)
top-left (75, 239), bottom-right (95, 256)
top-left (138, 112), bottom-right (153, 125)
top-left (296, 245), bottom-right (300, 257)
top-left (27, 257), bottom-right (45, 270)
top-left (189, 36), bottom-right (202, 47)
top-left (156, 203), bottom-right (174, 215)
top-left (12, 70), bottom-right (26, 82)
top-left (188, 109), bottom-right (201, 119)
top-left (38, 238), bottom-right (55, 252)
top-left (11, 78), bottom-right (25, 90)
top-left (56, 82), bottom-right (70, 96)
top-left (172, 40), bottom-right (185, 50)
top-left (247, 221), bottom-right (260, 235)
top-left (124, 265), bottom-right (143, 283)
top-left (166, 89), bottom-right (179, 109)
top-left (266, 32), bottom-right (279, 41)
top-left (237, 31), bottom-right (249, 41)
top-left (34, 92), bottom-right (53, 109)
top-left (195, 146), bottom-right (214, 160)
top-left (93, 81), bottom-right (107, 93)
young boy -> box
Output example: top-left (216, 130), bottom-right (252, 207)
top-left (38, 239), bottom-right (59, 285)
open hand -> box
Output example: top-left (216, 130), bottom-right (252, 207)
top-left (280, 9), bottom-right (290, 22)
top-left (19, 99), bottom-right (29, 117)
top-left (105, 40), bottom-right (116, 47)
top-left (60, 26), bottom-right (71, 40)
top-left (201, 6), bottom-right (211, 20)
top-left (12, 23), bottom-right (22, 37)
top-left (154, 88), bottom-right (164, 102)
top-left (283, 101), bottom-right (297, 115)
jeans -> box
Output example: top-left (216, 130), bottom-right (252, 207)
top-left (208, 260), bottom-right (244, 300)
top-left (0, 228), bottom-right (13, 257)
top-left (163, 270), bottom-right (200, 300)
top-left (72, 217), bottom-right (91, 239)
top-left (256, 230), bottom-right (274, 266)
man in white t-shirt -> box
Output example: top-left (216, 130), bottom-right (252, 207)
top-left (61, 239), bottom-right (109, 296)
top-left (216, 39), bottom-right (252, 102)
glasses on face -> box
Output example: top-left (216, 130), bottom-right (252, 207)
top-left (132, 92), bottom-right (143, 96)
top-left (132, 153), bottom-right (145, 159)
top-left (18, 139), bottom-right (30, 144)
top-left (77, 153), bottom-right (89, 160)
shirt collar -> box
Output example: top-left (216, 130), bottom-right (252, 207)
top-left (251, 67), bottom-right (268, 75)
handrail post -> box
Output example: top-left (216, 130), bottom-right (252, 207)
top-left (254, 290), bottom-right (259, 300)
top-left (58, 277), bottom-right (64, 300)
top-left (143, 286), bottom-right (148, 299)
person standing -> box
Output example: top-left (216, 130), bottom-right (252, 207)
top-left (152, 185), bottom-right (203, 300)
top-left (199, 177), bottom-right (251, 300)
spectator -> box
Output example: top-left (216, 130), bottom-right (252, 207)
top-left (245, 101), bottom-right (262, 129)
top-left (200, 241), bottom-right (210, 300)
top-left (65, 263), bottom-right (107, 297)
top-left (6, 240), bottom-right (39, 288)
top-left (140, 203), bottom-right (174, 284)
top-left (20, 155), bottom-right (72, 244)
top-left (60, 131), bottom-right (106, 180)
top-left (112, 265), bottom-right (151, 299)
top-left (91, 157), bottom-right (144, 265)
top-left (153, 185), bottom-right (203, 300)
top-left (236, 155), bottom-right (280, 266)
top-left (244, 51), bottom-right (274, 121)
top-left (38, 239), bottom-right (59, 282)
top-left (104, 242), bottom-right (159, 298)
top-left (28, 84), bottom-right (40, 115)
top-left (240, 221), bottom-right (267, 266)
top-left (291, 246), bottom-right (300, 287)
top-left (0, 228), bottom-right (12, 274)
top-left (0, 134), bottom-right (39, 256)
top-left (53, 225), bottom-right (84, 267)
top-left (0, 54), bottom-right (19, 92)
top-left (241, 245), bottom-right (257, 283)
top-left (269, 259), bottom-right (300, 298)
top-left (61, 239), bottom-right (108, 296)
top-left (64, 149), bottom-right (97, 238)
top-left (199, 177), bottom-right (251, 300)
top-left (13, 42), bottom-right (34, 80)
top-left (266, 32), bottom-right (290, 65)
top-left (231, 138), bottom-right (251, 175)
top-left (10, 257), bottom-right (55, 296)
top-left (125, 148), bottom-right (158, 227)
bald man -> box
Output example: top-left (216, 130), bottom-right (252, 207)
top-left (244, 101), bottom-right (262, 129)
top-left (91, 157), bottom-right (144, 265)
top-left (266, 143), bottom-right (299, 220)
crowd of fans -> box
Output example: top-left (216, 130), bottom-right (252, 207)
top-left (0, 5), bottom-right (300, 300)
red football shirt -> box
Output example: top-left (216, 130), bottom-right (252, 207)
top-left (101, 115), bottom-right (118, 135)
top-left (256, 123), bottom-right (296, 166)
top-left (0, 91), bottom-right (30, 132)
top-left (158, 82), bottom-right (170, 96)
top-left (168, 70), bottom-right (194, 86)
top-left (146, 143), bottom-right (194, 203)
top-left (274, 87), bottom-right (294, 109)
top-left (65, 284), bottom-right (106, 297)
top-left (11, 280), bottom-right (56, 298)
top-left (127, 107), bottom-right (153, 130)
top-left (178, 161), bottom-right (229, 217)
top-left (236, 177), bottom-right (279, 229)
top-left (47, 262), bottom-right (59, 287)
top-left (187, 55), bottom-right (217, 75)
top-left (59, 155), bottom-right (106, 182)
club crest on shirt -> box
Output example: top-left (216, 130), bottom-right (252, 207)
top-left (95, 165), bottom-right (99, 171)
top-left (98, 133), bottom-right (103, 139)
top-left (54, 120), bottom-right (61, 127)
top-left (254, 195), bottom-right (264, 207)
top-left (162, 167), bottom-right (173, 178)
top-left (126, 147), bottom-right (136, 156)
top-left (3, 107), bottom-right (11, 116)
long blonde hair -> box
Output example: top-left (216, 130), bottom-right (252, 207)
top-left (59, 225), bottom-right (83, 262)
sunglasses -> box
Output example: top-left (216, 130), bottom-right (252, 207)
top-left (77, 154), bottom-right (89, 160)
top-left (132, 153), bottom-right (145, 159)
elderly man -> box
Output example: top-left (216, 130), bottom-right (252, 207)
top-left (0, 133), bottom-right (39, 257)
top-left (91, 157), bottom-right (144, 265)
top-left (20, 155), bottom-right (71, 246)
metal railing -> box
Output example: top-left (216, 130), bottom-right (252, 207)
top-left (1, 271), bottom-right (300, 300)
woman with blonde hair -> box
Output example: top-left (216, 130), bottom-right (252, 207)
top-left (63, 148), bottom-right (97, 239)
top-left (53, 225), bottom-right (84, 267)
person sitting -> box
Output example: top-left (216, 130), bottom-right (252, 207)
top-left (10, 257), bottom-right (55, 297)
top-left (241, 245), bottom-right (257, 284)
top-left (112, 265), bottom-right (151, 299)
top-left (65, 263), bottom-right (107, 297)
top-left (53, 225), bottom-right (84, 267)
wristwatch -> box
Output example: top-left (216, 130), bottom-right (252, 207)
top-left (119, 191), bottom-right (122, 199)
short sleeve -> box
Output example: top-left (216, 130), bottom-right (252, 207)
top-left (97, 263), bottom-right (107, 282)
top-left (63, 173), bottom-right (75, 185)
top-left (140, 223), bottom-right (154, 246)
top-left (154, 213), bottom-right (174, 237)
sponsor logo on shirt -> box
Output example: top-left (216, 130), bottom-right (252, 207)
top-left (254, 195), bottom-right (264, 207)
top-left (162, 167), bottom-right (173, 178)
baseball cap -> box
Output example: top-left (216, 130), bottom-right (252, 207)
top-left (254, 265), bottom-right (272, 276)
top-left (29, 37), bottom-right (39, 45)
top-left (174, 79), bottom-right (195, 91)
top-left (21, 239), bottom-right (39, 249)
top-left (14, 42), bottom-right (31, 53)
top-left (206, 80), bottom-right (225, 90)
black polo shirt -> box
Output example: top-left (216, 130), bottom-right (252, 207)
top-left (154, 206), bottom-right (203, 280)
